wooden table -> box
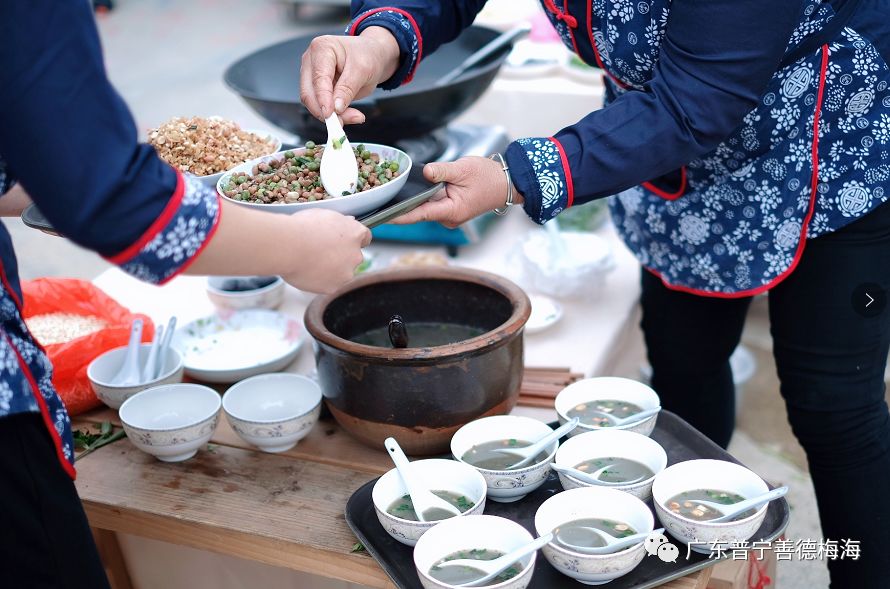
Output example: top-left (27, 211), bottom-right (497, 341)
top-left (74, 212), bottom-right (709, 588)
top-left (74, 405), bottom-right (710, 589)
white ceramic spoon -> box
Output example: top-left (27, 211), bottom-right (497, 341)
top-left (555, 527), bottom-right (663, 555)
top-left (435, 533), bottom-right (553, 587)
top-left (697, 486), bottom-right (789, 523)
top-left (587, 406), bottom-right (662, 427)
top-left (549, 462), bottom-right (649, 487)
top-left (154, 316), bottom-right (177, 380)
top-left (320, 114), bottom-right (358, 197)
top-left (141, 323), bottom-right (162, 383)
top-left (111, 318), bottom-right (143, 386)
top-left (384, 437), bottom-right (461, 522)
top-left (491, 417), bottom-right (580, 469)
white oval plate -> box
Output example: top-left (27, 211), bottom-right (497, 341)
top-left (216, 143), bottom-right (411, 217)
top-left (526, 294), bottom-right (563, 334)
top-left (172, 310), bottom-right (304, 384)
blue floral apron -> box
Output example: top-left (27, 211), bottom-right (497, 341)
top-left (545, 0), bottom-right (890, 296)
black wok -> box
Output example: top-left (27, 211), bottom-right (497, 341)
top-left (224, 26), bottom-right (511, 143)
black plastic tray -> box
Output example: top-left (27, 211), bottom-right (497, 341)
top-left (345, 411), bottom-right (790, 589)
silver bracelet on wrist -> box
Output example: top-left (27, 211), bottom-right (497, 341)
top-left (489, 152), bottom-right (514, 216)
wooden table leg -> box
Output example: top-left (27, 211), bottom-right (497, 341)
top-left (91, 527), bottom-right (134, 589)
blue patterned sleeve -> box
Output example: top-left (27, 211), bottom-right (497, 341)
top-left (506, 137), bottom-right (574, 224)
top-left (105, 173), bottom-right (221, 285)
top-left (347, 1), bottom-right (487, 89)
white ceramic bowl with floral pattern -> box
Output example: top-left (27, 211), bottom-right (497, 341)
top-left (554, 430), bottom-right (667, 500)
top-left (451, 415), bottom-right (558, 503)
top-left (414, 515), bottom-right (537, 589)
top-left (119, 384), bottom-right (221, 462)
top-left (88, 344), bottom-right (184, 410)
top-left (652, 459), bottom-right (769, 554)
top-left (372, 458), bottom-right (487, 547)
top-left (222, 373), bottom-right (321, 453)
top-left (534, 486), bottom-right (654, 585)
top-left (555, 377), bottom-right (660, 437)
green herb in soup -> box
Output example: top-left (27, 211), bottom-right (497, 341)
top-left (567, 399), bottom-right (644, 427)
top-left (462, 439), bottom-right (550, 470)
top-left (554, 518), bottom-right (637, 551)
top-left (429, 548), bottom-right (522, 586)
top-left (575, 457), bottom-right (654, 484)
top-left (352, 322), bottom-right (486, 348)
top-left (665, 489), bottom-right (755, 522)
top-left (386, 491), bottom-right (474, 522)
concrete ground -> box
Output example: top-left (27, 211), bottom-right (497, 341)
top-left (13, 1), bottom-right (889, 587)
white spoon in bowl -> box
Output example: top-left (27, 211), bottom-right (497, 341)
top-left (696, 486), bottom-right (789, 523)
top-left (555, 527), bottom-right (663, 555)
top-left (111, 318), bottom-right (143, 386)
top-left (434, 533), bottom-right (553, 587)
top-left (320, 113), bottom-right (358, 197)
top-left (384, 437), bottom-right (461, 522)
top-left (586, 406), bottom-right (661, 427)
top-left (549, 462), bottom-right (649, 487)
top-left (491, 417), bottom-right (580, 469)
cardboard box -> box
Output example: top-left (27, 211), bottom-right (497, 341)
top-left (707, 549), bottom-right (777, 589)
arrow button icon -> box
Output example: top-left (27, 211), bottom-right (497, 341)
top-left (853, 283), bottom-right (886, 318)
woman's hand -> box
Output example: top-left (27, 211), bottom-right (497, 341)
top-left (300, 27), bottom-right (400, 124)
top-left (285, 208), bottom-right (371, 293)
top-left (187, 201), bottom-right (371, 295)
top-left (392, 157), bottom-right (524, 228)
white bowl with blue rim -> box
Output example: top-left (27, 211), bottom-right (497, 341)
top-left (222, 373), bottom-right (322, 453)
top-left (119, 383), bottom-right (221, 462)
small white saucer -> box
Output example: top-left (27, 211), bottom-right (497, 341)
top-left (526, 294), bottom-right (563, 334)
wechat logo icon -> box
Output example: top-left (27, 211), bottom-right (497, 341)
top-left (645, 530), bottom-right (679, 563)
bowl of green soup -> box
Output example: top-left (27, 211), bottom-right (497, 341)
top-left (652, 459), bottom-right (770, 553)
top-left (534, 487), bottom-right (654, 585)
top-left (555, 377), bottom-right (660, 437)
top-left (372, 458), bottom-right (487, 547)
top-left (414, 515), bottom-right (537, 589)
top-left (554, 429), bottom-right (667, 500)
top-left (451, 415), bottom-right (559, 503)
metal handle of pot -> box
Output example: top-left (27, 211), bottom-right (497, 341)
top-left (435, 23), bottom-right (532, 87)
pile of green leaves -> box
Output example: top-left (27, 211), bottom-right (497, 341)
top-left (73, 421), bottom-right (126, 461)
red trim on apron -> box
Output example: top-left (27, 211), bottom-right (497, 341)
top-left (642, 167), bottom-right (688, 201)
top-left (648, 45), bottom-right (830, 299)
top-left (549, 136), bottom-right (575, 207)
top-left (105, 170), bottom-right (185, 265)
top-left (586, 0), bottom-right (630, 89)
top-left (0, 253), bottom-right (75, 479)
top-left (4, 333), bottom-right (76, 480)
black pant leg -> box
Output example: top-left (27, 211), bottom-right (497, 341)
top-left (640, 269), bottom-right (753, 448)
top-left (0, 413), bottom-right (110, 589)
top-left (768, 201), bottom-right (890, 588)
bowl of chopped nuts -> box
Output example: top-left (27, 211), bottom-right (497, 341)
top-left (147, 116), bottom-right (281, 188)
top-left (217, 142), bottom-right (411, 217)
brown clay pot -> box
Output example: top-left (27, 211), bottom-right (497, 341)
top-left (304, 267), bottom-right (531, 455)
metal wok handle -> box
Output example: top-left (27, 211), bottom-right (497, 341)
top-left (435, 23), bottom-right (531, 86)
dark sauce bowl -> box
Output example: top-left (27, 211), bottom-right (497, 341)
top-left (304, 267), bottom-right (531, 455)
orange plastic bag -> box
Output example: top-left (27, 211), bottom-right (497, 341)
top-left (21, 278), bottom-right (154, 416)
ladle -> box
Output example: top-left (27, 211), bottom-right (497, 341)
top-left (384, 437), bottom-right (461, 522)
top-left (550, 462), bottom-right (649, 487)
top-left (320, 113), bottom-right (359, 197)
top-left (434, 533), bottom-right (553, 587)
top-left (554, 527), bottom-right (664, 556)
top-left (696, 486), bottom-right (789, 523)
top-left (491, 417), bottom-right (580, 469)
top-left (586, 406), bottom-right (661, 427)
top-left (388, 315), bottom-right (409, 348)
